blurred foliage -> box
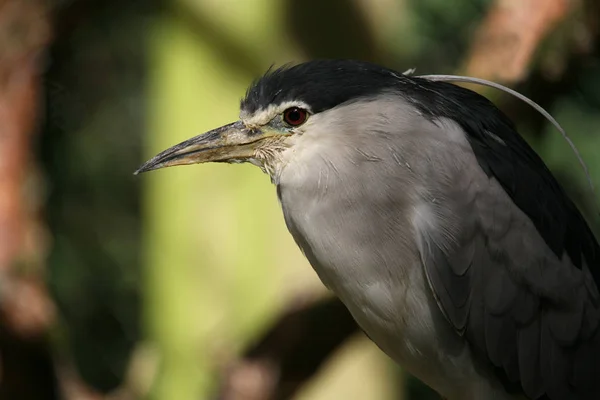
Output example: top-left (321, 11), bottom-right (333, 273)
top-left (35, 0), bottom-right (600, 399)
top-left (42, 0), bottom-right (156, 391)
top-left (404, 0), bottom-right (490, 71)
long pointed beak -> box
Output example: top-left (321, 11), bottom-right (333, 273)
top-left (135, 121), bottom-right (258, 174)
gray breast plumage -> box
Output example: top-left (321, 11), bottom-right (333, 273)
top-left (274, 97), bottom-right (533, 399)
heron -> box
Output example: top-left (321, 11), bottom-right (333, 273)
top-left (136, 59), bottom-right (600, 400)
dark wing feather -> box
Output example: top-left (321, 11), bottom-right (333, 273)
top-left (404, 77), bottom-right (600, 278)
top-left (410, 80), bottom-right (600, 400)
top-left (421, 168), bottom-right (600, 400)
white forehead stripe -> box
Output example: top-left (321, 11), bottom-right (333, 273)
top-left (241, 100), bottom-right (312, 127)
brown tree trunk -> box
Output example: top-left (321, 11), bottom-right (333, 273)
top-left (0, 1), bottom-right (57, 398)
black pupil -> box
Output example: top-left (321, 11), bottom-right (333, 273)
top-left (286, 108), bottom-right (303, 124)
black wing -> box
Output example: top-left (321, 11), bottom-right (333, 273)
top-left (411, 79), bottom-right (600, 400)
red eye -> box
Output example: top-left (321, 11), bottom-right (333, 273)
top-left (283, 107), bottom-right (308, 126)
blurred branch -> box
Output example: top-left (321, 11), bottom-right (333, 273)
top-left (508, 0), bottom-right (599, 120)
top-left (463, 0), bottom-right (573, 82)
top-left (462, 0), bottom-right (598, 141)
top-left (217, 297), bottom-right (359, 400)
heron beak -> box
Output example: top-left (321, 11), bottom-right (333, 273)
top-left (134, 120), bottom-right (261, 174)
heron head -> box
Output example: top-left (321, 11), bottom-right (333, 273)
top-left (134, 60), bottom-right (412, 177)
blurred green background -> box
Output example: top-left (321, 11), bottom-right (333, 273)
top-left (1, 0), bottom-right (598, 399)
